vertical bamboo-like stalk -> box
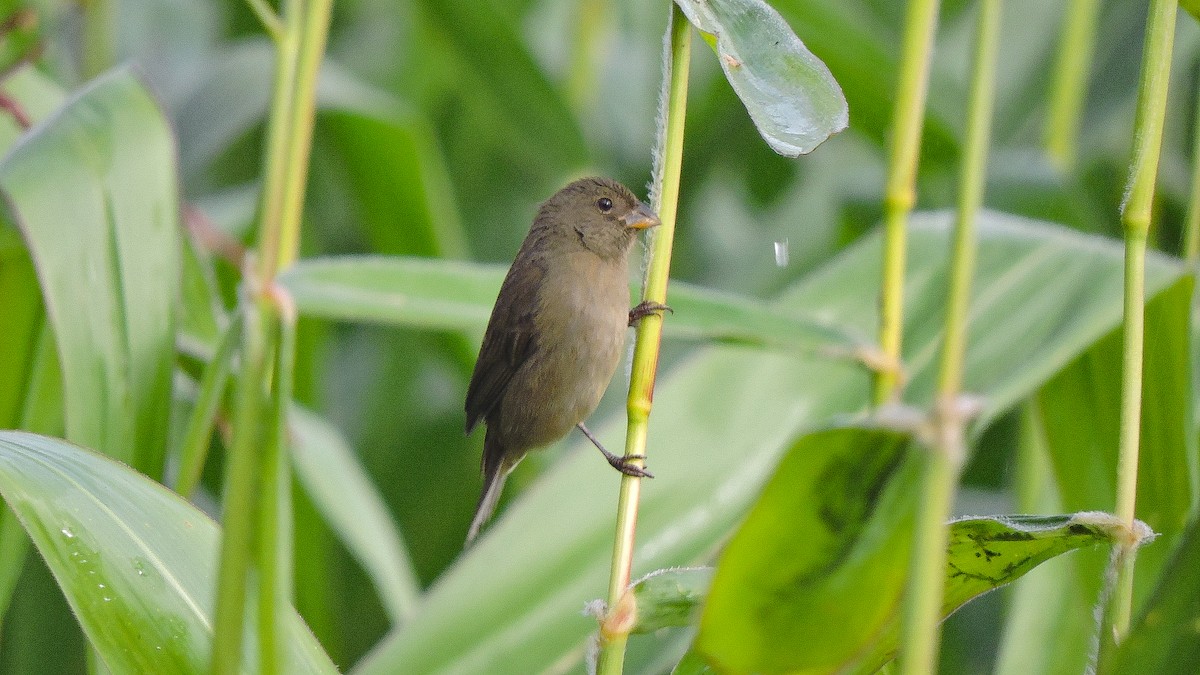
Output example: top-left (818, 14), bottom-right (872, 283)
top-left (567, 0), bottom-right (609, 114)
top-left (596, 5), bottom-right (690, 674)
top-left (875, 0), bottom-right (942, 405)
top-left (1105, 1), bottom-right (1176, 649)
top-left (257, 301), bottom-right (296, 675)
top-left (212, 0), bottom-right (332, 672)
top-left (898, 2), bottom-right (1001, 673)
top-left (1183, 70), bottom-right (1200, 264)
top-left (79, 0), bottom-right (114, 78)
top-left (1043, 0), bottom-right (1101, 172)
top-left (212, 300), bottom-right (269, 675)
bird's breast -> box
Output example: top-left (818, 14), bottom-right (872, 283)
top-left (498, 252), bottom-right (629, 447)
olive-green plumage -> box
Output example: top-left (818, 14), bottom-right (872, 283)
top-left (464, 177), bottom-right (659, 542)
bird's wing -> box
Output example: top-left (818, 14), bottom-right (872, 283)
top-left (464, 256), bottom-right (542, 434)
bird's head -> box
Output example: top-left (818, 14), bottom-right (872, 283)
top-left (534, 177), bottom-right (659, 261)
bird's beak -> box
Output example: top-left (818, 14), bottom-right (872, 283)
top-left (622, 202), bottom-right (660, 230)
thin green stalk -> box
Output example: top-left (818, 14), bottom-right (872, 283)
top-left (174, 314), bottom-right (243, 498)
top-left (1184, 70), bottom-right (1200, 263)
top-left (247, 0), bottom-right (285, 42)
top-left (1105, 0), bottom-right (1176, 650)
top-left (875, 0), bottom-right (942, 405)
top-left (1044, 0), bottom-right (1101, 172)
top-left (275, 0), bottom-right (333, 272)
top-left (1107, 230), bottom-right (1147, 651)
top-left (258, 301), bottom-right (296, 675)
top-left (596, 5), bottom-right (690, 674)
top-left (567, 0), bottom-right (608, 114)
top-left (78, 0), bottom-right (114, 79)
top-left (254, 6), bottom-right (299, 285)
top-left (212, 300), bottom-right (270, 675)
top-left (899, 2), bottom-right (1000, 673)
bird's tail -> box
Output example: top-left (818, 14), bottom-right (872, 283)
top-left (466, 432), bottom-right (511, 544)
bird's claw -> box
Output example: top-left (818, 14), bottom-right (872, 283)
top-left (629, 301), bottom-right (673, 327)
top-left (606, 452), bottom-right (654, 479)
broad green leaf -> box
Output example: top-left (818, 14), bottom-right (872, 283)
top-left (696, 426), bottom-right (919, 673)
top-left (0, 64), bottom-right (68, 429)
top-left (631, 567), bottom-right (713, 634)
top-left (852, 513), bottom-right (1142, 673)
top-left (353, 212), bottom-right (1184, 674)
top-left (640, 511), bottom-right (1124, 674)
top-left (0, 64), bottom-right (68, 152)
top-left (1035, 277), bottom-right (1194, 615)
top-left (0, 431), bottom-right (337, 673)
top-left (0, 69), bottom-right (180, 477)
top-left (675, 0), bottom-right (848, 156)
top-left (279, 256), bottom-right (862, 351)
top-left (1106, 513), bottom-right (1200, 674)
top-left (291, 407), bottom-right (422, 625)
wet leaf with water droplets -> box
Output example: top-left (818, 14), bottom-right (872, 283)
top-left (0, 431), bottom-right (337, 673)
top-left (674, 0), bottom-right (849, 156)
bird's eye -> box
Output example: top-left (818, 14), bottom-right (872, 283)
top-left (596, 197), bottom-right (613, 212)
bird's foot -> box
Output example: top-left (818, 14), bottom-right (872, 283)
top-left (629, 301), bottom-right (673, 327)
top-left (602, 449), bottom-right (655, 479)
top-left (578, 422), bottom-right (654, 478)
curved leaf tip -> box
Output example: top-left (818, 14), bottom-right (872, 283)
top-left (675, 0), bottom-right (849, 156)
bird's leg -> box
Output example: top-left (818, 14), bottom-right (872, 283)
top-left (576, 423), bottom-right (654, 478)
top-left (628, 300), bottom-right (673, 327)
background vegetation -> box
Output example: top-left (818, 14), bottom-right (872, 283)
top-left (0, 0), bottom-right (1197, 673)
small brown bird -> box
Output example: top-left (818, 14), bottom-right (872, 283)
top-left (464, 177), bottom-right (664, 542)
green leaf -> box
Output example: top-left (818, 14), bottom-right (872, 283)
top-left (352, 212), bottom-right (1184, 674)
top-left (1034, 275), bottom-right (1195, 615)
top-left (279, 255), bottom-right (862, 351)
top-left (631, 567), bottom-right (713, 634)
top-left (291, 407), bottom-right (422, 625)
top-left (0, 69), bottom-right (181, 477)
top-left (0, 431), bottom-right (337, 673)
top-left (1182, 0), bottom-right (1200, 22)
top-left (696, 425), bottom-right (919, 672)
top-left (0, 63), bottom-right (68, 152)
top-left (852, 513), bottom-right (1142, 673)
top-left (1106, 513), bottom-right (1200, 674)
top-left (642, 510), bottom-right (1124, 674)
top-left (674, 0), bottom-right (848, 156)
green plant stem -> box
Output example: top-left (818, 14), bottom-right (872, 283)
top-left (174, 314), bottom-right (243, 498)
top-left (212, 300), bottom-right (269, 675)
top-left (567, 0), bottom-right (608, 114)
top-left (1184, 70), bottom-right (1200, 263)
top-left (254, 4), bottom-right (299, 285)
top-left (875, 0), bottom-right (942, 405)
top-left (1043, 0), bottom-right (1101, 172)
top-left (258, 304), bottom-right (296, 675)
top-left (247, 0), bottom-right (285, 41)
top-left (255, 0), bottom-right (333, 283)
top-left (899, 3), bottom-right (1000, 674)
top-left (276, 0), bottom-right (333, 272)
top-left (78, 0), bottom-right (114, 78)
top-left (1106, 0), bottom-right (1177, 649)
top-left (596, 5), bottom-right (689, 674)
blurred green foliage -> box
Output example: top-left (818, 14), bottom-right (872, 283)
top-left (0, 0), bottom-right (1196, 673)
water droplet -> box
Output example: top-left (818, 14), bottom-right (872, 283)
top-left (60, 526), bottom-right (75, 538)
top-left (774, 239), bottom-right (789, 267)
